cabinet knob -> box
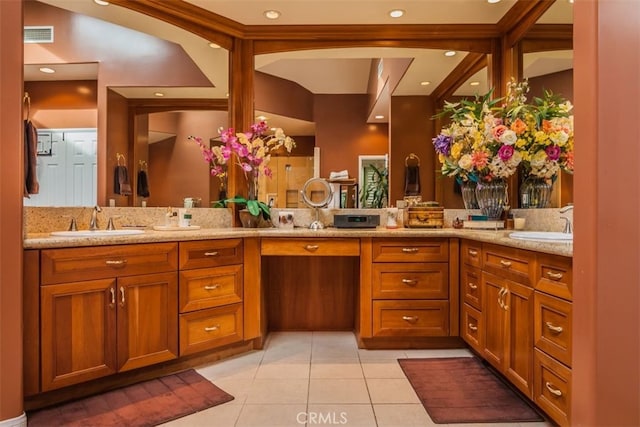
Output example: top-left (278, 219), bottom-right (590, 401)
top-left (545, 322), bottom-right (564, 333)
top-left (468, 282), bottom-right (478, 290)
top-left (105, 259), bottom-right (127, 267)
top-left (499, 259), bottom-right (512, 268)
top-left (305, 245), bottom-right (319, 252)
top-left (468, 249), bottom-right (478, 257)
top-left (119, 286), bottom-right (125, 307)
top-left (545, 381), bottom-right (563, 397)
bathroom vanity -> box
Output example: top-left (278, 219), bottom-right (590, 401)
top-left (23, 226), bottom-right (572, 425)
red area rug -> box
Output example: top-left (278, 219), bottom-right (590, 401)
top-left (28, 369), bottom-right (234, 427)
top-left (398, 357), bottom-right (544, 424)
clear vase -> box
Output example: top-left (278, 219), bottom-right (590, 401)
top-left (475, 179), bottom-right (508, 220)
top-left (520, 177), bottom-right (552, 208)
top-left (460, 181), bottom-right (479, 209)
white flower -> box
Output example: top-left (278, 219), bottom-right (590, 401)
top-left (499, 129), bottom-right (518, 145)
top-left (458, 154), bottom-right (473, 171)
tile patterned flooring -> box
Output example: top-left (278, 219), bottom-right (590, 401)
top-left (160, 332), bottom-right (551, 427)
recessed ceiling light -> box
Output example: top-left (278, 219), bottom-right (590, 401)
top-left (264, 10), bottom-right (281, 20)
top-left (487, 0), bottom-right (501, 4)
top-left (208, 42), bottom-right (221, 49)
top-left (94, 0), bottom-right (109, 5)
top-left (225, 93), bottom-right (229, 97)
top-left (444, 51), bottom-right (457, 57)
top-left (568, 0), bottom-right (574, 3)
top-left (39, 67), bottom-right (55, 74)
top-left (420, 81), bottom-right (431, 86)
top-left (154, 92), bottom-right (164, 97)
top-left (375, 115), bottom-right (385, 119)
top-left (257, 115), bottom-right (267, 121)
top-left (470, 81), bottom-right (480, 86)
top-left (389, 9), bottom-right (405, 18)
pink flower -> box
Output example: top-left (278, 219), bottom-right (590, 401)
top-left (545, 145), bottom-right (561, 161)
top-left (497, 144), bottom-right (514, 161)
top-left (492, 124), bottom-right (508, 141)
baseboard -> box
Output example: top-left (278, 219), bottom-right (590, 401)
top-left (0, 413), bottom-right (26, 427)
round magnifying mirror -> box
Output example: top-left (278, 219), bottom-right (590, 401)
top-left (300, 178), bottom-right (333, 229)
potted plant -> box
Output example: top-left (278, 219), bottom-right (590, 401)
top-left (360, 164), bottom-right (388, 208)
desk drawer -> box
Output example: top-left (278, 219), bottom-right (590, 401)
top-left (534, 349), bottom-right (571, 427)
top-left (372, 239), bottom-right (448, 263)
top-left (179, 239), bottom-right (243, 270)
top-left (536, 253), bottom-right (573, 301)
top-left (179, 265), bottom-right (243, 312)
top-left (372, 263), bottom-right (448, 299)
top-left (535, 291), bottom-right (572, 367)
top-left (462, 303), bottom-right (483, 354)
top-left (482, 243), bottom-right (534, 286)
top-left (261, 238), bottom-right (360, 256)
top-left (41, 243), bottom-right (178, 285)
top-left (461, 264), bottom-right (482, 310)
top-left (372, 300), bottom-right (449, 337)
top-left (179, 303), bottom-right (243, 356)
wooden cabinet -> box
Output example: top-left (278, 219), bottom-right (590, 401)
top-left (533, 254), bottom-right (573, 427)
top-left (479, 243), bottom-right (536, 398)
top-left (368, 238), bottom-right (453, 339)
top-left (39, 243), bottom-right (179, 392)
top-left (178, 240), bottom-right (244, 356)
top-left (460, 240), bottom-right (483, 353)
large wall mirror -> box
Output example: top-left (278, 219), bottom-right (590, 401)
top-left (24, 0), bottom-right (571, 210)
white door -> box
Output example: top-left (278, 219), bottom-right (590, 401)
top-left (24, 129), bottom-right (97, 207)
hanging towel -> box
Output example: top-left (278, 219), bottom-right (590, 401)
top-left (114, 165), bottom-right (132, 195)
top-left (137, 169), bottom-right (150, 198)
top-left (23, 120), bottom-right (39, 197)
top-left (404, 165), bottom-right (421, 196)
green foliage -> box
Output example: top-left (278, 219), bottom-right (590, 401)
top-left (360, 164), bottom-right (389, 208)
top-left (213, 196), bottom-right (270, 219)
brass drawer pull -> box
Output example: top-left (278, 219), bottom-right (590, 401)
top-left (546, 271), bottom-right (564, 280)
top-left (468, 249), bottom-right (478, 257)
top-left (305, 245), bottom-right (319, 251)
top-left (105, 259), bottom-right (127, 266)
top-left (402, 247), bottom-right (419, 253)
top-left (545, 322), bottom-right (564, 333)
top-left (204, 251), bottom-right (219, 257)
top-left (497, 288), bottom-right (505, 308)
top-left (499, 259), bottom-right (512, 268)
top-left (119, 286), bottom-right (125, 307)
top-left (545, 382), bottom-right (563, 397)
top-left (204, 284), bottom-right (221, 291)
top-left (401, 278), bottom-right (418, 286)
top-left (204, 325), bottom-right (220, 332)
top-left (402, 315), bottom-right (419, 323)
top-left (468, 323), bottom-right (478, 331)
top-left (468, 282), bottom-right (478, 290)
top-left (109, 287), bottom-right (116, 308)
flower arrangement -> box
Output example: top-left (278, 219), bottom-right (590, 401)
top-left (190, 121), bottom-right (295, 218)
top-left (432, 79), bottom-right (574, 184)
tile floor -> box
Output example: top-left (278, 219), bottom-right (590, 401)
top-left (160, 332), bottom-right (551, 427)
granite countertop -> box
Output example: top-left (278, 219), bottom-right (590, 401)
top-left (24, 227), bottom-right (573, 257)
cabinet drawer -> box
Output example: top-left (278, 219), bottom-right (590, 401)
top-left (179, 239), bottom-right (243, 270)
top-left (179, 265), bottom-right (243, 312)
top-left (461, 303), bottom-right (483, 354)
top-left (261, 238), bottom-right (360, 256)
top-left (372, 263), bottom-right (448, 299)
top-left (372, 238), bottom-right (448, 263)
top-left (536, 253), bottom-right (573, 301)
top-left (461, 240), bottom-right (482, 268)
top-left (535, 292), bottom-right (572, 367)
top-left (179, 303), bottom-right (243, 356)
top-left (372, 300), bottom-right (449, 337)
top-left (534, 348), bottom-right (571, 427)
top-left (461, 264), bottom-right (482, 310)
top-left (41, 243), bottom-right (178, 285)
top-left (482, 243), bottom-right (534, 286)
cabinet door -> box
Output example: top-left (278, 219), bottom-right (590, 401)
top-left (504, 281), bottom-right (535, 398)
top-left (41, 279), bottom-right (117, 391)
top-left (117, 272), bottom-right (178, 371)
top-left (482, 272), bottom-right (506, 370)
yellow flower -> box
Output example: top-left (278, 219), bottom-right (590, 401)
top-left (451, 142), bottom-right (464, 160)
top-left (515, 138), bottom-right (527, 148)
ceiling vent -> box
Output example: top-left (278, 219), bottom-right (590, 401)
top-left (24, 26), bottom-right (54, 43)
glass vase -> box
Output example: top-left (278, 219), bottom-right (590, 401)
top-left (475, 179), bottom-right (508, 220)
top-left (520, 177), bottom-right (552, 208)
top-left (460, 180), bottom-right (479, 209)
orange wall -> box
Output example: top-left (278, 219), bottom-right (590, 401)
top-left (574, 1), bottom-right (640, 425)
top-left (0, 0), bottom-right (25, 422)
top-left (314, 94), bottom-right (389, 179)
top-left (255, 71), bottom-right (314, 122)
top-left (24, 80), bottom-right (97, 129)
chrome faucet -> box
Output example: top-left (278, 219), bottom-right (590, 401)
top-left (559, 204), bottom-right (573, 234)
top-left (89, 205), bottom-right (102, 231)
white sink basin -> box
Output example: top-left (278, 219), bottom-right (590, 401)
top-left (50, 229), bottom-right (145, 238)
top-left (509, 231), bottom-right (573, 242)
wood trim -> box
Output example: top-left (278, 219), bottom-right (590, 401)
top-left (498, 0), bottom-right (557, 47)
top-left (127, 98), bottom-right (228, 115)
top-left (358, 238), bottom-right (373, 340)
top-left (243, 237), bottom-right (261, 341)
top-left (449, 238), bottom-right (460, 337)
top-left (23, 250), bottom-right (40, 397)
top-left (432, 52), bottom-right (487, 105)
